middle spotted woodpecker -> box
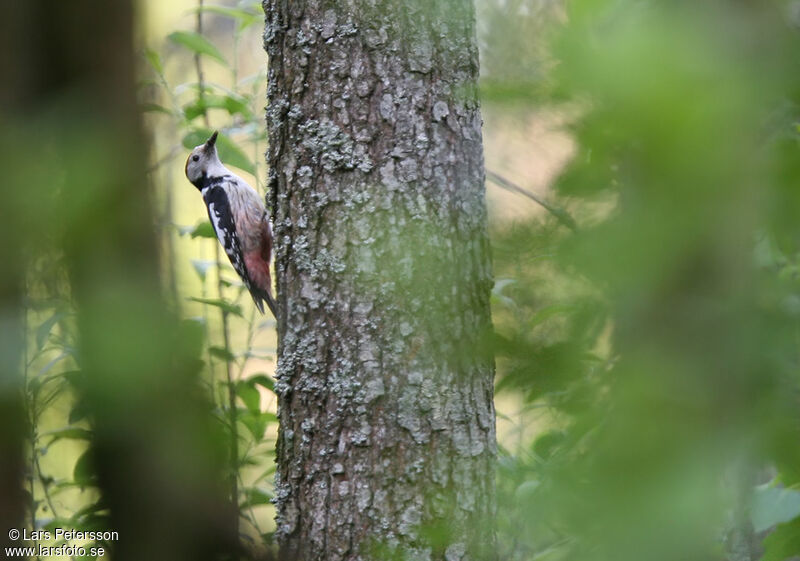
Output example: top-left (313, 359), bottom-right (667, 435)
top-left (185, 131), bottom-right (277, 317)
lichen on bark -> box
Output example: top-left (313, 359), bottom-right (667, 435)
top-left (264, 1), bottom-right (496, 560)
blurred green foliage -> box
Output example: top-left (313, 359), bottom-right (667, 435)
top-left (487, 1), bottom-right (800, 560)
top-left (9, 2), bottom-right (277, 558)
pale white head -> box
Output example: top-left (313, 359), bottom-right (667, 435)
top-left (185, 131), bottom-right (227, 188)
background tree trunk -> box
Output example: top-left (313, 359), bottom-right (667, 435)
top-left (263, 1), bottom-right (496, 560)
top-left (0, 3), bottom-right (237, 560)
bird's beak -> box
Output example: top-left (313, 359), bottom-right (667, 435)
top-left (205, 131), bottom-right (219, 149)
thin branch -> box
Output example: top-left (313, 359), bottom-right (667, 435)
top-left (146, 144), bottom-right (182, 174)
top-left (218, 243), bottom-right (239, 518)
top-left (194, 0), bottom-right (239, 547)
top-left (23, 297), bottom-right (35, 529)
top-left (485, 169), bottom-right (578, 232)
top-left (35, 455), bottom-right (60, 521)
top-left (194, 0), bottom-right (210, 130)
top-left (236, 306), bottom-right (258, 381)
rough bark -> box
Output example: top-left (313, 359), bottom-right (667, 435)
top-left (263, 1), bottom-right (496, 560)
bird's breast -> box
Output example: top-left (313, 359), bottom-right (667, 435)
top-left (226, 185), bottom-right (267, 253)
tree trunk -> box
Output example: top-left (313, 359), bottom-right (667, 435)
top-left (263, 2), bottom-right (496, 560)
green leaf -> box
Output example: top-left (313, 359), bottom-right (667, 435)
top-left (140, 103), bottom-right (173, 116)
top-left (527, 305), bottom-right (574, 329)
top-left (222, 96), bottom-right (253, 117)
top-left (189, 221), bottom-right (217, 239)
top-left (183, 101), bottom-right (206, 122)
top-left (73, 450), bottom-right (97, 487)
top-left (36, 312), bottom-right (64, 350)
top-left (176, 224), bottom-right (197, 236)
top-left (191, 259), bottom-right (216, 281)
top-left (248, 374), bottom-right (275, 393)
top-left (514, 480), bottom-right (540, 503)
top-left (45, 428), bottom-right (93, 444)
top-left (43, 518), bottom-right (71, 532)
top-left (491, 278), bottom-right (517, 308)
top-left (240, 487), bottom-right (273, 509)
top-left (183, 94), bottom-right (253, 121)
top-left (209, 346), bottom-right (236, 362)
top-left (74, 513), bottom-right (113, 533)
top-left (181, 129), bottom-right (255, 174)
top-left (38, 351), bottom-right (70, 375)
top-left (763, 517), bottom-right (800, 561)
top-left (240, 456), bottom-right (260, 467)
top-left (180, 318), bottom-right (207, 360)
top-left (27, 375), bottom-right (44, 397)
top-left (188, 297), bottom-right (243, 318)
top-left (167, 31), bottom-right (227, 66)
top-left (61, 370), bottom-right (85, 388)
top-left (253, 465), bottom-right (276, 483)
top-left (144, 48), bottom-right (163, 74)
top-left (237, 381), bottom-right (261, 413)
top-left (69, 399), bottom-right (90, 424)
top-left (218, 276), bottom-right (238, 288)
top-left (189, 5), bottom-right (262, 31)
top-left (752, 485), bottom-right (800, 533)
top-left (70, 501), bottom-right (107, 522)
top-left (240, 411), bottom-right (267, 440)
top-left (29, 367), bottom-right (76, 397)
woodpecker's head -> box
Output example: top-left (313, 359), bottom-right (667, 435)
top-left (185, 131), bottom-right (225, 188)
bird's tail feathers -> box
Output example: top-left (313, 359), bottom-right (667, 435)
top-left (264, 293), bottom-right (277, 318)
top-left (250, 287), bottom-right (277, 318)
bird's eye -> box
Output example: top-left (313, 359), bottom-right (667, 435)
top-left (192, 155), bottom-right (200, 162)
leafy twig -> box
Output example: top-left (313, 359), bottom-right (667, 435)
top-left (35, 454), bottom-right (60, 520)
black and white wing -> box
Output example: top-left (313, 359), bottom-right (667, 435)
top-left (203, 183), bottom-right (251, 289)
